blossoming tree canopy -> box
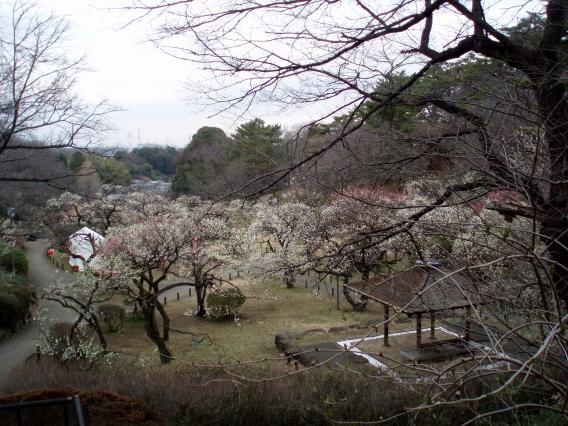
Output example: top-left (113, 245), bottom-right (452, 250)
top-left (87, 195), bottom-right (254, 362)
top-left (246, 201), bottom-right (317, 288)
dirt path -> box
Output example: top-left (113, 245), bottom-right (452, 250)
top-left (0, 239), bottom-right (76, 378)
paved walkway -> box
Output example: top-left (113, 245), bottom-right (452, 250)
top-left (0, 240), bottom-right (76, 378)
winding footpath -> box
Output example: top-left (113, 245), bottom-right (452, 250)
top-left (0, 239), bottom-right (76, 378)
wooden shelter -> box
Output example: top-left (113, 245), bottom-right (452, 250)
top-left (345, 265), bottom-right (485, 350)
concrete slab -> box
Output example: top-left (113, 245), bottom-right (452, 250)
top-left (299, 341), bottom-right (370, 367)
top-left (400, 343), bottom-right (477, 363)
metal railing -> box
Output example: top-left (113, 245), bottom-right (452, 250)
top-left (0, 394), bottom-right (85, 426)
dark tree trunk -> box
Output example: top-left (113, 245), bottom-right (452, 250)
top-left (142, 298), bottom-right (172, 364)
top-left (195, 284), bottom-right (207, 317)
top-left (343, 258), bottom-right (371, 312)
top-left (466, 21), bottom-right (568, 309)
top-left (155, 299), bottom-right (170, 341)
top-left (284, 269), bottom-right (295, 288)
top-left (534, 55), bottom-right (568, 308)
top-left (192, 267), bottom-right (210, 317)
top-left (342, 275), bottom-right (369, 311)
top-left (90, 315), bottom-right (108, 349)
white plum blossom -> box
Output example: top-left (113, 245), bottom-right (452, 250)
top-left (246, 201), bottom-right (316, 288)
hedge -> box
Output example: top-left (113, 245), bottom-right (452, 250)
top-left (0, 248), bottom-right (29, 275)
top-left (0, 284), bottom-right (33, 331)
top-left (0, 389), bottom-right (163, 426)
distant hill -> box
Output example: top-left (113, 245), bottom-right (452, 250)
top-left (114, 146), bottom-right (180, 181)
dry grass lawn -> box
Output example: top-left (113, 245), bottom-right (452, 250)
top-left (105, 271), bottom-right (469, 372)
top-left (106, 276), bottom-right (391, 366)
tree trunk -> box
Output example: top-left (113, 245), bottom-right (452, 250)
top-left (90, 315), bottom-right (108, 349)
top-left (342, 275), bottom-right (369, 311)
top-left (537, 75), bottom-right (568, 308)
top-left (192, 268), bottom-right (209, 317)
top-left (284, 269), bottom-right (295, 288)
top-left (195, 285), bottom-right (207, 317)
top-left (142, 298), bottom-right (172, 364)
top-left (155, 299), bottom-right (170, 342)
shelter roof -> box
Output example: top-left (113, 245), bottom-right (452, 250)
top-left (345, 266), bottom-right (485, 314)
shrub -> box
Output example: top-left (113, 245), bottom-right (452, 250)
top-left (2, 271), bottom-right (29, 287)
top-left (97, 303), bottom-right (125, 332)
top-left (45, 322), bottom-right (103, 362)
top-left (2, 361), bottom-right (567, 426)
top-left (0, 361), bottom-right (418, 425)
top-left (0, 289), bottom-right (22, 330)
top-left (0, 283), bottom-right (33, 331)
top-left (0, 248), bottom-right (29, 275)
top-left (206, 287), bottom-right (246, 319)
top-left (0, 389), bottom-right (163, 426)
top-left (0, 328), bottom-right (10, 341)
top-left (46, 322), bottom-right (77, 359)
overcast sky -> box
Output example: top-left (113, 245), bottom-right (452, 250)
top-left (37, 0), bottom-right (335, 149)
top-left (30, 1), bottom-right (539, 150)
top-left (35, 1), bottom-right (252, 149)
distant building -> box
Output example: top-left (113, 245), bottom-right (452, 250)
top-left (130, 179), bottom-right (171, 195)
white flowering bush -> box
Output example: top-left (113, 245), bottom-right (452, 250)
top-left (43, 322), bottom-right (108, 364)
top-left (42, 272), bottom-right (110, 353)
